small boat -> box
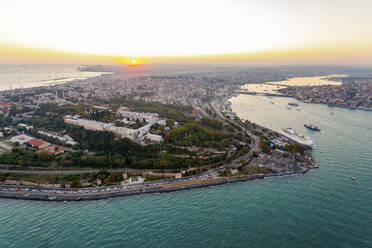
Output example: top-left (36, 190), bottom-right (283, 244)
top-left (351, 177), bottom-right (356, 181)
top-left (288, 102), bottom-right (299, 107)
top-left (304, 124), bottom-right (321, 131)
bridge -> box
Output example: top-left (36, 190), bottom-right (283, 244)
top-left (234, 91), bottom-right (290, 97)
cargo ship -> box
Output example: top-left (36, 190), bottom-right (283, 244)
top-left (304, 123), bottom-right (321, 131)
top-left (278, 128), bottom-right (314, 148)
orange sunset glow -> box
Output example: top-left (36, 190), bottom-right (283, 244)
top-left (0, 0), bottom-right (372, 64)
top-left (118, 58), bottom-right (146, 66)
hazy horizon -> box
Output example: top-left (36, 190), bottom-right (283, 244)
top-left (1, 0), bottom-right (372, 65)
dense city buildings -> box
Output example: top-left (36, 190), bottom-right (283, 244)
top-left (278, 78), bottom-right (372, 110)
top-left (3, 65), bottom-right (367, 192)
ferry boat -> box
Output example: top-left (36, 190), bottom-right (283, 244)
top-left (304, 123), bottom-right (321, 131)
top-left (278, 128), bottom-right (314, 148)
top-left (288, 102), bottom-right (299, 107)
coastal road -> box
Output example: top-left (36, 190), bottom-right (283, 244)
top-left (209, 101), bottom-right (260, 152)
top-left (0, 167), bottom-right (174, 175)
top-left (0, 169), bottom-right (123, 175)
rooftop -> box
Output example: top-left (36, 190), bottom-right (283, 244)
top-left (28, 138), bottom-right (51, 148)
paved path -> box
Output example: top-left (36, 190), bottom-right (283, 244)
top-left (0, 167), bottom-right (178, 175)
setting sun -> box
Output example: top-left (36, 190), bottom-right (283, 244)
top-left (115, 57), bottom-right (146, 65)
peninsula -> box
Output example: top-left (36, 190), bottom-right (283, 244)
top-left (0, 65), bottom-right (323, 201)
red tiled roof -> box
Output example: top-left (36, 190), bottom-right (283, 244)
top-left (41, 145), bottom-right (65, 155)
top-left (28, 139), bottom-right (50, 148)
top-left (0, 102), bottom-right (11, 107)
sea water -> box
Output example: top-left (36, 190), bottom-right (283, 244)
top-left (0, 64), bottom-right (109, 91)
top-left (0, 91), bottom-right (371, 248)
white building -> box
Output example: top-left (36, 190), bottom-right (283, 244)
top-left (121, 176), bottom-right (145, 185)
top-left (64, 116), bottom-right (106, 131)
top-left (145, 133), bottom-right (163, 142)
top-left (38, 131), bottom-right (78, 146)
top-left (17, 123), bottom-right (34, 130)
top-left (117, 108), bottom-right (166, 126)
top-left (10, 134), bottom-right (33, 144)
top-left (64, 113), bottom-right (166, 144)
top-left (64, 116), bottom-right (143, 141)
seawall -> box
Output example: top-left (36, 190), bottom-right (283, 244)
top-left (0, 174), bottom-right (268, 202)
top-left (0, 166), bottom-right (318, 202)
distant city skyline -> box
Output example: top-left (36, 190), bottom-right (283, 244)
top-left (1, 0), bottom-right (372, 64)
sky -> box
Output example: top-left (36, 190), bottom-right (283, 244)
top-left (1, 0), bottom-right (372, 64)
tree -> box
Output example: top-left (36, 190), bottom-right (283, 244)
top-left (200, 117), bottom-right (223, 130)
top-left (96, 170), bottom-right (109, 180)
top-left (226, 125), bottom-right (234, 132)
top-left (115, 120), bottom-right (125, 127)
top-left (36, 151), bottom-right (53, 162)
top-left (59, 159), bottom-right (73, 167)
top-left (284, 144), bottom-right (306, 154)
top-left (166, 119), bottom-right (175, 128)
top-left (260, 143), bottom-right (271, 154)
top-left (106, 172), bottom-right (123, 183)
top-left (71, 180), bottom-right (81, 188)
top-left (220, 138), bottom-right (230, 148)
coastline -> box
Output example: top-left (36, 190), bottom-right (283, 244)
top-left (236, 74), bottom-right (372, 113)
top-left (0, 65), bottom-right (112, 94)
top-left (300, 100), bottom-right (372, 112)
top-left (0, 166), bottom-right (318, 202)
top-left (0, 69), bottom-right (321, 202)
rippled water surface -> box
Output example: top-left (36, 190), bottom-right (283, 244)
top-left (1, 94), bottom-right (372, 248)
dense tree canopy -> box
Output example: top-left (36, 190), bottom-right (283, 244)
top-left (200, 117), bottom-right (223, 130)
top-left (165, 122), bottom-right (233, 148)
